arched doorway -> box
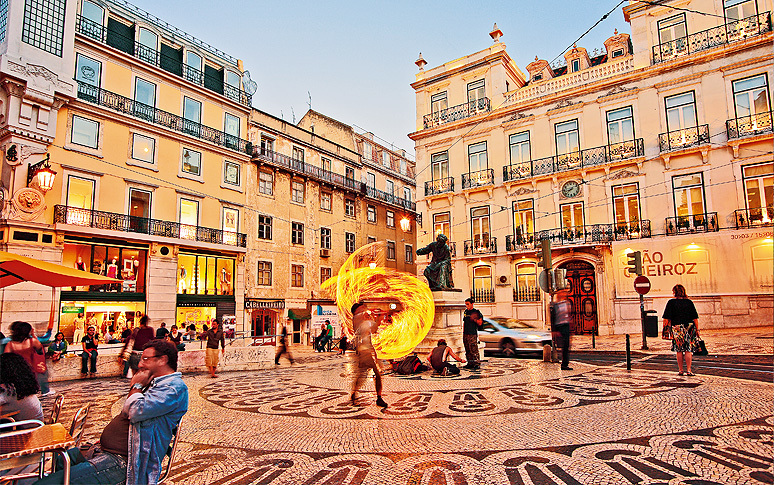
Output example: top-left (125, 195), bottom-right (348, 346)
top-left (558, 260), bottom-right (597, 335)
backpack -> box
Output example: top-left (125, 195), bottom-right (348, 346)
top-left (396, 354), bottom-right (422, 375)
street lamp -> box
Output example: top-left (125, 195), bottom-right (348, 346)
top-left (400, 217), bottom-right (411, 232)
top-left (26, 154), bottom-right (57, 192)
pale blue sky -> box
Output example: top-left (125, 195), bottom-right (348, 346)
top-left (128, 1), bottom-right (631, 158)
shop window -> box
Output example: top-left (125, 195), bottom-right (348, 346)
top-left (75, 53), bottom-right (101, 87)
top-left (386, 241), bottom-right (396, 260)
top-left (291, 264), bottom-right (304, 287)
top-left (62, 242), bottom-right (146, 293)
top-left (257, 261), bottom-right (272, 286)
top-left (386, 210), bottom-right (395, 228)
top-left (345, 232), bottom-right (355, 253)
top-left (71, 115), bottom-right (99, 149)
top-left (367, 205), bottom-right (376, 223)
top-left (259, 171), bottom-right (273, 195)
top-left (321, 192), bottom-right (332, 211)
top-left (181, 148), bottom-right (202, 177)
top-left (291, 222), bottom-right (304, 245)
top-left (258, 215), bottom-right (272, 240)
top-left (178, 254), bottom-right (234, 295)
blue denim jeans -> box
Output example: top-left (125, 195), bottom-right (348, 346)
top-left (81, 350), bottom-right (97, 374)
top-left (35, 448), bottom-right (127, 485)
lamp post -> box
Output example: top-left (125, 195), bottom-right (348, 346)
top-left (400, 217), bottom-right (411, 232)
top-left (26, 154), bottom-right (57, 192)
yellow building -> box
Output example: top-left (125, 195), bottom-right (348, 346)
top-left (0, 0), bottom-right (252, 336)
top-left (410, 1), bottom-right (772, 335)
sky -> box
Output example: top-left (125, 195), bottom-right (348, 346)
top-left (127, 1), bottom-right (633, 160)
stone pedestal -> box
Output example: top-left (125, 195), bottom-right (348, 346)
top-left (415, 289), bottom-right (466, 357)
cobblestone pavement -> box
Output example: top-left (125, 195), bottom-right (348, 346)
top-left (44, 351), bottom-right (773, 484)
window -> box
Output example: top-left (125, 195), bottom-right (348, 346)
top-left (224, 113), bottom-right (240, 139)
top-left (258, 215), bottom-right (272, 240)
top-left (345, 198), bottom-right (355, 217)
top-left (405, 244), bottom-right (414, 264)
top-left (178, 253), bottom-right (234, 296)
top-left (136, 28), bottom-right (157, 64)
top-left (742, 162), bottom-right (774, 224)
top-left (509, 131), bottom-right (531, 165)
top-left (185, 51), bottom-right (202, 84)
top-left (725, 0), bottom-right (757, 21)
top-left (345, 166), bottom-right (355, 180)
top-left (472, 266), bottom-right (493, 303)
top-left (571, 59), bottom-right (580, 72)
top-left (560, 202), bottom-right (584, 240)
top-left (65, 175), bottom-right (94, 225)
top-left (386, 211), bottom-right (395, 228)
top-left (292, 146), bottom-right (304, 163)
top-left (611, 48), bottom-right (625, 58)
top-left (385, 180), bottom-right (394, 196)
top-left (658, 14), bottom-right (687, 51)
top-left (260, 136), bottom-right (274, 155)
top-left (179, 198), bottom-right (199, 239)
top-left (257, 261), bottom-right (272, 286)
top-left (291, 222), bottom-right (304, 245)
top-left (367, 205), bottom-right (376, 223)
top-left (291, 180), bottom-right (305, 204)
top-left (363, 142), bottom-right (372, 161)
top-left (71, 115), bottom-right (99, 148)
top-left (183, 97), bottom-right (202, 135)
top-left (131, 134), bottom-right (155, 164)
top-left (181, 148), bottom-right (201, 177)
top-left (468, 142), bottom-right (488, 173)
top-left (515, 263), bottom-right (539, 302)
top-left (672, 173), bottom-right (706, 222)
top-left (367, 172), bottom-right (376, 188)
top-left (80, 1), bottom-right (104, 27)
top-left (223, 161), bottom-right (241, 186)
top-left (533, 73), bottom-right (543, 82)
top-left (382, 151), bottom-right (391, 168)
top-left (75, 53), bottom-right (101, 87)
top-left (400, 159), bottom-right (407, 175)
top-left (321, 192), bottom-right (332, 211)
top-left (732, 74), bottom-right (770, 123)
top-left (322, 157), bottom-right (331, 172)
top-left (613, 184), bottom-right (641, 232)
top-left (321, 267), bottom-right (332, 284)
top-left (259, 171), bottom-right (273, 195)
top-left (403, 186), bottom-right (412, 202)
top-left (367, 236), bottom-right (377, 244)
top-left (431, 152), bottom-right (449, 180)
top-left (345, 232), bottom-right (355, 253)
top-left (226, 70), bottom-right (241, 89)
top-left (321, 227), bottom-right (331, 249)
top-left (128, 188), bottom-right (151, 218)
top-left (222, 207), bottom-right (239, 245)
top-left (291, 264), bottom-right (304, 287)
top-left (467, 79), bottom-right (485, 104)
top-left (512, 200), bottom-right (534, 244)
top-left (607, 107), bottom-right (634, 144)
top-left (386, 241), bottom-right (396, 260)
top-left (433, 212), bottom-right (450, 238)
top-left (22, 0), bottom-right (66, 56)
top-left (555, 120), bottom-right (580, 167)
top-left (134, 78), bottom-right (156, 120)
top-left (665, 92), bottom-right (697, 132)
top-left (471, 206), bottom-right (490, 250)
top-left (431, 91), bottom-right (448, 115)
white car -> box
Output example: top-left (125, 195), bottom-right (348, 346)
top-left (479, 317), bottom-right (553, 356)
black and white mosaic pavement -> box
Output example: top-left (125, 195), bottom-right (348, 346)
top-left (47, 355), bottom-right (773, 484)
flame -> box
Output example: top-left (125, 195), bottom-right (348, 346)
top-left (321, 242), bottom-right (434, 360)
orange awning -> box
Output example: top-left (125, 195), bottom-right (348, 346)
top-left (0, 250), bottom-right (121, 289)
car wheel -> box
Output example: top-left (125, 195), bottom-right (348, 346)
top-left (501, 340), bottom-right (516, 357)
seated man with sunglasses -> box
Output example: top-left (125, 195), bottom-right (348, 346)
top-left (37, 340), bottom-right (188, 485)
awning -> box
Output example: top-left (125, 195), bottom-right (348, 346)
top-left (287, 308), bottom-right (311, 320)
top-left (0, 250), bottom-right (121, 289)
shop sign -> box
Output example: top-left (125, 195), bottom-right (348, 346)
top-left (61, 306), bottom-right (84, 313)
top-left (245, 298), bottom-right (285, 310)
top-left (311, 305), bottom-right (342, 338)
top-left (178, 302), bottom-right (216, 308)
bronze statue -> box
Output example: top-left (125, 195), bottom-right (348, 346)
top-left (416, 234), bottom-right (454, 290)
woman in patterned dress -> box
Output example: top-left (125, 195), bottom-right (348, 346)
top-left (662, 284), bottom-right (700, 376)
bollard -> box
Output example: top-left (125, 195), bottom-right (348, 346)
top-left (625, 334), bottom-right (631, 370)
top-left (543, 344), bottom-right (551, 362)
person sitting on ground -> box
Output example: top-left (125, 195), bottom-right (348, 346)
top-left (155, 322), bottom-right (169, 340)
top-left (428, 339), bottom-right (465, 375)
top-left (46, 332), bottom-right (68, 362)
top-left (35, 340), bottom-right (188, 485)
top-left (0, 353), bottom-right (44, 422)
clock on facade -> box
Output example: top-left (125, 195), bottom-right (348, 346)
top-left (561, 180), bottom-right (581, 198)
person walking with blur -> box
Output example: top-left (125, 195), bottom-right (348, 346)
top-left (121, 315), bottom-right (155, 378)
top-left (663, 284), bottom-right (700, 376)
top-left (275, 321), bottom-right (294, 365)
top-left (350, 302), bottom-right (387, 408)
top-left (551, 289), bottom-right (573, 370)
top-left (4, 321), bottom-right (52, 395)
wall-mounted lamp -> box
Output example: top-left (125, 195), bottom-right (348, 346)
top-left (400, 217), bottom-right (411, 232)
top-left (26, 153), bottom-right (57, 192)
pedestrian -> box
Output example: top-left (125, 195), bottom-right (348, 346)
top-left (275, 321), bottom-right (294, 365)
top-left (550, 289), bottom-right (573, 370)
top-left (46, 332), bottom-right (68, 362)
top-left (203, 319), bottom-right (225, 378)
top-left (428, 339), bottom-right (465, 375)
top-left (662, 284), bottom-right (700, 376)
top-left (4, 321), bottom-right (52, 395)
top-left (337, 334), bottom-right (348, 356)
top-left (80, 326), bottom-right (99, 377)
top-left (168, 325), bottom-right (185, 351)
top-left (350, 302), bottom-right (388, 408)
top-left (155, 321), bottom-right (169, 340)
top-left (462, 298), bottom-right (482, 370)
top-left (314, 324), bottom-right (327, 352)
top-left (120, 315), bottom-right (155, 378)
top-left (0, 353), bottom-right (44, 422)
top-left (34, 340), bottom-right (188, 485)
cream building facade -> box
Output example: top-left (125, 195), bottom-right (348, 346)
top-left (410, 0), bottom-right (773, 335)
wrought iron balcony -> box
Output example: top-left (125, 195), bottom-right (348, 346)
top-left (464, 237), bottom-right (497, 256)
top-left (54, 205), bottom-right (247, 247)
top-left (424, 177), bottom-right (454, 196)
top-left (253, 148), bottom-right (366, 194)
top-left (658, 125), bottom-right (710, 152)
top-left (75, 15), bottom-right (252, 107)
top-left (665, 212), bottom-right (719, 235)
top-left (462, 169), bottom-right (495, 189)
top-left (505, 221), bottom-right (651, 251)
top-left (503, 162), bottom-right (532, 181)
top-left (734, 207), bottom-right (773, 229)
top-left (727, 111), bottom-right (773, 139)
top-left (365, 186), bottom-right (416, 211)
top-left (517, 139), bottom-right (644, 178)
top-left (613, 220), bottom-right (652, 240)
top-left (514, 286), bottom-right (541, 302)
top-left (471, 288), bottom-right (495, 304)
top-left (652, 12), bottom-right (772, 64)
top-left (423, 98), bottom-right (490, 129)
top-left (76, 82), bottom-right (250, 154)
top-left (505, 232), bottom-right (536, 252)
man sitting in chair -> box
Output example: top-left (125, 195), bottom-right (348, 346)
top-left (36, 340), bottom-right (188, 485)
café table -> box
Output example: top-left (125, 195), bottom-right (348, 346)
top-left (0, 422), bottom-right (74, 484)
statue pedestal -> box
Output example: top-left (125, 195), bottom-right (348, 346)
top-left (415, 289), bottom-right (465, 356)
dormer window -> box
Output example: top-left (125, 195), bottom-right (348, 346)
top-left (612, 49), bottom-right (625, 58)
top-left (571, 59), bottom-right (581, 72)
top-left (533, 73), bottom-right (543, 82)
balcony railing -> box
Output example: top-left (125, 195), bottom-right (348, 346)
top-left (464, 237), bottom-right (497, 256)
top-left (613, 220), bottom-right (652, 240)
top-left (735, 207), bottom-right (774, 228)
top-left (505, 232), bottom-right (536, 252)
top-left (652, 13), bottom-right (772, 64)
top-left (665, 212), bottom-right (719, 235)
top-left (76, 15), bottom-right (252, 107)
top-left (254, 148), bottom-right (366, 194)
top-left (514, 286), bottom-right (541, 302)
top-left (462, 169), bottom-right (495, 189)
top-left (505, 221), bottom-right (651, 251)
top-left (658, 125), bottom-right (710, 152)
top-left (471, 288), bottom-right (495, 304)
top-left (423, 98), bottom-right (490, 129)
top-left (424, 177), bottom-right (454, 196)
top-left (365, 186), bottom-right (416, 211)
top-left (509, 139), bottom-right (644, 179)
top-left (727, 111), bottom-right (773, 139)
top-left (54, 205), bottom-right (247, 247)
top-left (76, 82), bottom-right (250, 154)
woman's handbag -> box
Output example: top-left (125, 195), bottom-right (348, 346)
top-left (32, 349), bottom-right (47, 374)
top-left (694, 338), bottom-right (708, 356)
top-left (121, 337), bottom-right (134, 361)
top-left (661, 324), bottom-right (672, 340)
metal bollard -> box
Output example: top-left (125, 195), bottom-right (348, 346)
top-left (625, 334), bottom-right (631, 370)
top-left (542, 344), bottom-right (552, 362)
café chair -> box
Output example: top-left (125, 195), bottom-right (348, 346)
top-left (49, 395), bottom-right (64, 425)
top-left (68, 404), bottom-right (90, 449)
top-left (158, 420), bottom-right (183, 484)
top-left (0, 419), bottom-right (46, 481)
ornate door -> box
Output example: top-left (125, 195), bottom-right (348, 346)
top-left (560, 260), bottom-right (597, 335)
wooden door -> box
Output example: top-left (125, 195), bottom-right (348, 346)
top-left (560, 260), bottom-right (597, 335)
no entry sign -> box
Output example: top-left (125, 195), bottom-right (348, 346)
top-left (634, 275), bottom-right (651, 295)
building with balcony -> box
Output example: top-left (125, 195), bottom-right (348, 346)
top-left (410, 1), bottom-right (773, 335)
top-left (0, 0), bottom-right (252, 336)
top-left (246, 109), bottom-right (417, 345)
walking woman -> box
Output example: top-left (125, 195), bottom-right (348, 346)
top-left (662, 284), bottom-right (700, 376)
top-left (4, 321), bottom-right (51, 395)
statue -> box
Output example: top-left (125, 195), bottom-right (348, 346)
top-left (416, 234), bottom-right (454, 290)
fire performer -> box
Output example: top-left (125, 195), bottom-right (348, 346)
top-left (350, 302), bottom-right (388, 409)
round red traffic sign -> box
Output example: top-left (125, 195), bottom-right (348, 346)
top-left (633, 275), bottom-right (651, 295)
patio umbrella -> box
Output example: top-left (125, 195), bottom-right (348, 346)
top-left (0, 250), bottom-right (121, 289)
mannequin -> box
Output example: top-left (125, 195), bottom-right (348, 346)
top-left (73, 313), bottom-right (86, 344)
top-left (179, 267), bottom-right (188, 293)
top-left (106, 258), bottom-right (119, 278)
top-left (219, 267), bottom-right (231, 294)
top-left (75, 256), bottom-right (86, 271)
top-left (116, 312), bottom-right (127, 335)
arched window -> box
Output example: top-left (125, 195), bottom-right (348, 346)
top-left (515, 263), bottom-right (539, 302)
top-left (472, 265), bottom-right (494, 303)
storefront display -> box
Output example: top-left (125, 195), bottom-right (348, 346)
top-left (176, 304), bottom-right (216, 333)
top-left (59, 301), bottom-right (145, 342)
top-left (177, 254), bottom-right (234, 295)
top-left (62, 241), bottom-right (147, 293)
